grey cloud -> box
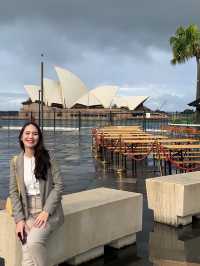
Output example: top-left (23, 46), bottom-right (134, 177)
top-left (1, 0), bottom-right (200, 53)
top-left (0, 0), bottom-right (199, 111)
top-left (1, 0), bottom-right (199, 64)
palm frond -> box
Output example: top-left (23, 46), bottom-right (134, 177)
top-left (169, 24), bottom-right (200, 65)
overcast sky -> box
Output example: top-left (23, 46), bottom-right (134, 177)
top-left (0, 0), bottom-right (199, 111)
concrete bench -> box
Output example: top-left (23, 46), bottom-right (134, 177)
top-left (0, 187), bottom-right (143, 266)
top-left (146, 171), bottom-right (200, 227)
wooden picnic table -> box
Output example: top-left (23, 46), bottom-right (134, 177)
top-left (163, 144), bottom-right (200, 150)
top-left (123, 139), bottom-right (199, 145)
top-left (100, 131), bottom-right (143, 134)
top-left (100, 132), bottom-right (150, 136)
top-left (103, 135), bottom-right (167, 140)
top-left (161, 144), bottom-right (200, 174)
top-left (99, 127), bottom-right (141, 131)
top-left (100, 126), bottom-right (141, 129)
top-left (99, 127), bottom-right (142, 130)
top-left (123, 139), bottom-right (161, 144)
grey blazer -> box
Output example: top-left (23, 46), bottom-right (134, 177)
top-left (9, 151), bottom-right (64, 227)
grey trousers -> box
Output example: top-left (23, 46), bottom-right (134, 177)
top-left (21, 195), bottom-right (57, 266)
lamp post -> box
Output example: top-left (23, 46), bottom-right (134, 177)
top-left (41, 54), bottom-right (44, 132)
top-left (52, 107), bottom-right (56, 133)
top-left (38, 89), bottom-right (41, 127)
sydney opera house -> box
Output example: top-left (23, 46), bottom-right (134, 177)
top-left (19, 66), bottom-right (149, 120)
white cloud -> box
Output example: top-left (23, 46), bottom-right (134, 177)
top-left (118, 83), bottom-right (195, 111)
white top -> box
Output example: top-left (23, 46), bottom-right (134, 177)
top-left (24, 155), bottom-right (40, 195)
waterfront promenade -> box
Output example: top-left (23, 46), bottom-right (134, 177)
top-left (1, 126), bottom-right (200, 265)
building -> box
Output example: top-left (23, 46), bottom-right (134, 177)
top-left (19, 66), bottom-right (149, 120)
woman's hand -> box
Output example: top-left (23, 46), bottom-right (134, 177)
top-left (16, 220), bottom-right (25, 239)
top-left (33, 211), bottom-right (49, 228)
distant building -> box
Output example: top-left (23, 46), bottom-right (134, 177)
top-left (19, 66), bottom-right (149, 120)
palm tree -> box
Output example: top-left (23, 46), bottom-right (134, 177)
top-left (170, 24), bottom-right (200, 122)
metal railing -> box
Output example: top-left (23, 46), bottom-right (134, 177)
top-left (0, 110), bottom-right (197, 132)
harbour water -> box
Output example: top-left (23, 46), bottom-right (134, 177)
top-left (1, 124), bottom-right (200, 265)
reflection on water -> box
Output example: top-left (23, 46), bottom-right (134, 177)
top-left (0, 127), bottom-right (200, 265)
top-left (0, 128), bottom-right (143, 198)
top-left (149, 222), bottom-right (200, 265)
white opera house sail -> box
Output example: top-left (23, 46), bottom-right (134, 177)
top-left (23, 66), bottom-right (149, 112)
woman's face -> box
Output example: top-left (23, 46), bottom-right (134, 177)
top-left (21, 124), bottom-right (39, 149)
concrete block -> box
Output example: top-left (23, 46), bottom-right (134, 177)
top-left (67, 246), bottom-right (104, 265)
top-left (0, 212), bottom-right (21, 266)
top-left (146, 171), bottom-right (200, 226)
top-left (108, 233), bottom-right (136, 248)
top-left (177, 216), bottom-right (192, 226)
top-left (0, 200), bottom-right (5, 210)
top-left (0, 187), bottom-right (143, 266)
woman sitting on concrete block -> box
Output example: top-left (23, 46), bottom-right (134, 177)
top-left (9, 121), bottom-right (64, 266)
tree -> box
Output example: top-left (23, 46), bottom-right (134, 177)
top-left (182, 108), bottom-right (194, 114)
top-left (170, 24), bottom-right (200, 122)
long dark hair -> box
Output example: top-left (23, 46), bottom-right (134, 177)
top-left (19, 121), bottom-right (51, 180)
